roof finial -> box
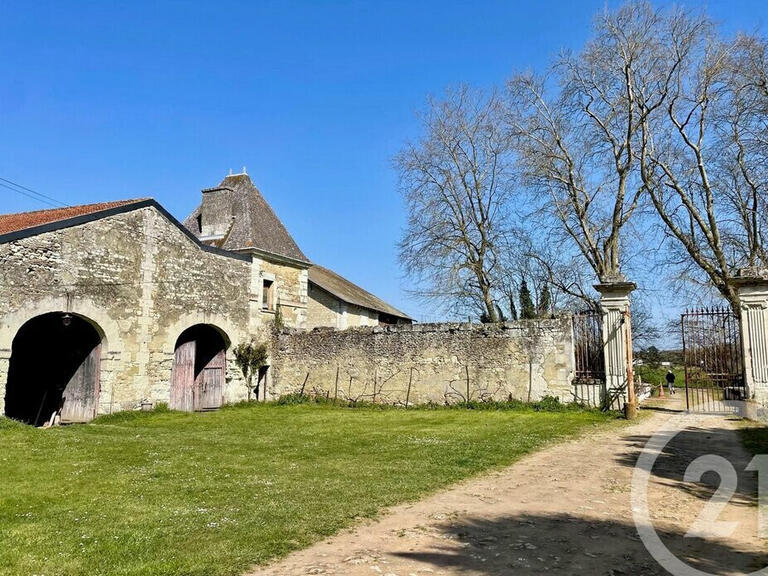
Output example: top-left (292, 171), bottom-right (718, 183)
top-left (228, 168), bottom-right (233, 176)
top-left (242, 165), bottom-right (247, 174)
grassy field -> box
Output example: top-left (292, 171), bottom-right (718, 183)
top-left (0, 401), bottom-right (619, 576)
top-left (636, 364), bottom-right (685, 387)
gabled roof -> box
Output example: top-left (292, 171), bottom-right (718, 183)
top-left (0, 199), bottom-right (250, 262)
top-left (183, 173), bottom-right (309, 264)
top-left (0, 200), bottom-right (143, 235)
top-left (309, 265), bottom-right (412, 321)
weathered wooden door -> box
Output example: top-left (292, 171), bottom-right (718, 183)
top-left (60, 343), bottom-right (101, 423)
top-left (170, 340), bottom-right (196, 411)
top-left (196, 349), bottom-right (225, 410)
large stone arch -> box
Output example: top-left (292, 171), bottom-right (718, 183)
top-left (0, 296), bottom-right (122, 354)
top-left (0, 297), bottom-right (124, 418)
top-left (159, 313), bottom-right (238, 356)
top-left (4, 311), bottom-right (104, 424)
top-left (152, 313), bottom-right (246, 408)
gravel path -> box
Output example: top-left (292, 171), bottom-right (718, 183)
top-left (246, 399), bottom-right (766, 575)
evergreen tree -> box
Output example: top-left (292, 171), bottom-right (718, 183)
top-left (520, 279), bottom-right (536, 319)
top-left (509, 294), bottom-right (518, 321)
top-left (538, 284), bottom-right (552, 317)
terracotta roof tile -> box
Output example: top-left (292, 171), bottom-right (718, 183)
top-left (0, 199), bottom-right (147, 235)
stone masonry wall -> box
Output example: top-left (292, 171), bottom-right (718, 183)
top-left (307, 283), bottom-right (342, 329)
top-left (271, 318), bottom-right (575, 404)
top-left (306, 284), bottom-right (381, 330)
top-left (255, 259), bottom-right (308, 330)
top-left (0, 206), bottom-right (254, 416)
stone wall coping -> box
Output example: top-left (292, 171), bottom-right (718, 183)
top-left (594, 281), bottom-right (637, 295)
top-left (733, 267), bottom-right (768, 287)
top-left (280, 317), bottom-right (569, 337)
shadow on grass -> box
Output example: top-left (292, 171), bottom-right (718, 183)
top-left (393, 512), bottom-right (767, 575)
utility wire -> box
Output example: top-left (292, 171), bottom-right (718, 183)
top-left (0, 177), bottom-right (69, 208)
top-left (0, 181), bottom-right (62, 209)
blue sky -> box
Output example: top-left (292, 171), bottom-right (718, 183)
top-left (1, 1), bottom-right (766, 322)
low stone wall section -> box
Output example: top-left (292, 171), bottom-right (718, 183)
top-left (272, 318), bottom-right (576, 405)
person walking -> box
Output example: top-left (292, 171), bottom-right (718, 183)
top-left (665, 369), bottom-right (676, 395)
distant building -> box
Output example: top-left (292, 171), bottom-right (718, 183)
top-left (307, 265), bottom-right (411, 329)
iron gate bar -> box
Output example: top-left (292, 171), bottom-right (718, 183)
top-left (572, 309), bottom-right (606, 408)
top-left (681, 306), bottom-right (745, 414)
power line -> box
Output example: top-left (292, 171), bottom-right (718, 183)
top-left (0, 181), bottom-right (62, 209)
top-left (0, 177), bottom-right (69, 209)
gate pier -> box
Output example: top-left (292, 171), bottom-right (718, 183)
top-left (733, 268), bottom-right (768, 411)
top-left (595, 280), bottom-right (636, 413)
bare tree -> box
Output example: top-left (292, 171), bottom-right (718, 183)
top-left (395, 86), bottom-right (515, 321)
top-left (505, 4), bottom-right (664, 283)
top-left (497, 230), bottom-right (597, 313)
top-left (633, 6), bottom-right (768, 311)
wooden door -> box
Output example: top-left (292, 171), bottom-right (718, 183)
top-left (60, 343), bottom-right (101, 423)
top-left (196, 349), bottom-right (225, 410)
top-left (171, 340), bottom-right (196, 411)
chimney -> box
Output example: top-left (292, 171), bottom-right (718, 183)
top-left (200, 186), bottom-right (234, 238)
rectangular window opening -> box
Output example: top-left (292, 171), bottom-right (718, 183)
top-left (262, 279), bottom-right (274, 311)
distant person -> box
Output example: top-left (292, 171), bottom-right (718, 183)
top-left (665, 370), bottom-right (676, 395)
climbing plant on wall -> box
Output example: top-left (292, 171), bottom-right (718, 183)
top-left (233, 340), bottom-right (269, 401)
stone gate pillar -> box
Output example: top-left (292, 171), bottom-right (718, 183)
top-left (595, 280), bottom-right (636, 412)
top-left (733, 268), bottom-right (768, 412)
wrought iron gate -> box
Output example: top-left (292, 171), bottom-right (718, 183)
top-left (572, 310), bottom-right (605, 407)
top-left (681, 307), bottom-right (745, 413)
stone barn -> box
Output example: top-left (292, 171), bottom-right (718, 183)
top-left (0, 172), bottom-right (409, 424)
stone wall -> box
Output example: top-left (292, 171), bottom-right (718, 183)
top-left (0, 206), bottom-right (255, 416)
top-left (256, 259), bottom-right (308, 330)
top-left (271, 318), bottom-right (576, 404)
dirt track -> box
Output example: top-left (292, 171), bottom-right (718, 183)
top-left (246, 398), bottom-right (766, 576)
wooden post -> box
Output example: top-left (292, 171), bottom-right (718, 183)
top-left (334, 366), bottom-right (339, 402)
top-left (465, 365), bottom-right (470, 402)
top-left (299, 372), bottom-right (309, 396)
top-left (406, 367), bottom-right (413, 408)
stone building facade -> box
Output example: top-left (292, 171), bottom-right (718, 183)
top-left (0, 172), bottom-right (412, 424)
top-left (0, 201), bottom-right (254, 423)
top-left (307, 265), bottom-right (411, 329)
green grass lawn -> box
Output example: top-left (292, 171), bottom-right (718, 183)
top-left (636, 364), bottom-right (685, 388)
top-left (1, 402), bottom-right (619, 576)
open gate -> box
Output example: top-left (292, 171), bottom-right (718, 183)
top-left (572, 309), bottom-right (606, 407)
top-left (681, 307), bottom-right (745, 413)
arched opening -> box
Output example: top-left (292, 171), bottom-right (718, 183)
top-left (170, 324), bottom-right (227, 411)
top-left (5, 312), bottom-right (102, 425)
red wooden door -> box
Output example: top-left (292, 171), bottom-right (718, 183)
top-left (60, 343), bottom-right (101, 423)
top-left (171, 340), bottom-right (196, 411)
top-left (195, 349), bottom-right (225, 410)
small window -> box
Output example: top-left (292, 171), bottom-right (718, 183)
top-left (262, 279), bottom-right (274, 310)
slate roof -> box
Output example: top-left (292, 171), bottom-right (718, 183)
top-left (0, 200), bottom-right (144, 235)
top-left (309, 265), bottom-right (412, 321)
top-left (183, 173), bottom-right (309, 264)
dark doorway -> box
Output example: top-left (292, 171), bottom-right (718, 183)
top-left (170, 325), bottom-right (227, 411)
top-left (5, 312), bottom-right (102, 425)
